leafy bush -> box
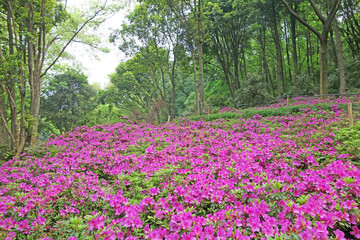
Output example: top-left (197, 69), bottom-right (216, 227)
top-left (1, 97), bottom-right (360, 239)
top-left (344, 56), bottom-right (360, 91)
top-left (335, 122), bottom-right (360, 165)
top-left (205, 79), bottom-right (232, 108)
top-left (185, 103), bottom-right (344, 121)
top-left (186, 112), bottom-right (241, 121)
top-left (234, 72), bottom-right (270, 107)
top-left (24, 144), bottom-right (63, 159)
top-left (296, 73), bottom-right (319, 95)
top-left (0, 145), bottom-right (14, 163)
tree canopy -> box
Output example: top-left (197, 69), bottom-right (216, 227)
top-left (2, 0), bottom-right (360, 156)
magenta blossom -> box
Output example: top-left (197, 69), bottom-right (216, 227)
top-left (31, 216), bottom-right (46, 227)
top-left (149, 187), bottom-right (160, 196)
top-left (351, 226), bottom-right (360, 238)
top-left (88, 216), bottom-right (105, 231)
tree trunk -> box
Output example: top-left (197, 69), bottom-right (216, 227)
top-left (334, 20), bottom-right (346, 93)
top-left (152, 43), bottom-right (170, 117)
top-left (191, 47), bottom-right (200, 116)
top-left (271, 0), bottom-right (284, 97)
top-left (306, 32), bottom-right (311, 77)
top-left (0, 94), bottom-right (8, 147)
top-left (197, 0), bottom-right (205, 114)
top-left (259, 27), bottom-right (273, 96)
top-left (241, 47), bottom-right (247, 83)
top-left (198, 37), bottom-right (205, 114)
top-left (170, 46), bottom-right (177, 119)
top-left (290, 3), bottom-right (299, 94)
top-left (30, 80), bottom-right (41, 146)
top-left (329, 30), bottom-right (338, 67)
top-left (233, 51), bottom-right (241, 90)
top-left (284, 20), bottom-right (292, 86)
top-left (280, 0), bottom-right (341, 97)
top-left (319, 38), bottom-right (328, 96)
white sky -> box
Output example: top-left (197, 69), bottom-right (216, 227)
top-left (65, 0), bottom-right (131, 88)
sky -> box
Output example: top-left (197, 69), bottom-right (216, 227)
top-left (65, 0), bottom-right (131, 88)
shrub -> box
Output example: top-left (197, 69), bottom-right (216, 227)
top-left (234, 72), bottom-right (270, 107)
top-left (0, 145), bottom-right (14, 163)
top-left (335, 122), bottom-right (360, 165)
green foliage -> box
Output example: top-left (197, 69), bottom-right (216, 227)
top-left (266, 233), bottom-right (301, 240)
top-left (344, 56), bottom-right (360, 91)
top-left (186, 112), bottom-right (241, 121)
top-left (24, 144), bottom-right (63, 159)
top-left (335, 122), bottom-right (360, 165)
top-left (205, 79), bottom-right (232, 108)
top-left (0, 145), bottom-right (14, 163)
top-left (87, 104), bottom-right (124, 126)
top-left (108, 44), bottom-right (172, 121)
top-left (234, 73), bottom-right (271, 107)
top-left (185, 103), bottom-right (346, 121)
top-left (40, 68), bottom-right (97, 134)
top-left (295, 73), bottom-right (319, 96)
top-left (241, 105), bottom-right (302, 118)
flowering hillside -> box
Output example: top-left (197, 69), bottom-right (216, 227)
top-left (1, 97), bottom-right (360, 240)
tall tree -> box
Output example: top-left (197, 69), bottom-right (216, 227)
top-left (333, 19), bottom-right (346, 93)
top-left (207, 0), bottom-right (253, 100)
top-left (112, 1), bottom-right (188, 118)
top-left (289, 0), bottom-right (299, 94)
top-left (165, 0), bottom-right (201, 115)
top-left (0, 0), bottom-right (116, 156)
top-left (195, 0), bottom-right (206, 113)
top-left (109, 46), bottom-right (170, 122)
top-left (341, 0), bottom-right (360, 56)
top-left (41, 69), bottom-right (97, 134)
top-left (281, 0), bottom-right (342, 96)
top-left (270, 0), bottom-right (285, 96)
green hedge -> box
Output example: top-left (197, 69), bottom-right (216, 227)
top-left (335, 122), bottom-right (360, 165)
top-left (185, 103), bottom-right (346, 121)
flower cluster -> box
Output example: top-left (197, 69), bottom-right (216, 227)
top-left (0, 96), bottom-right (359, 239)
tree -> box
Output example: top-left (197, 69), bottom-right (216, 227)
top-left (281, 0), bottom-right (342, 96)
top-left (195, 0), bottom-right (206, 114)
top-left (164, 0), bottom-right (201, 115)
top-left (112, 1), bottom-right (187, 118)
top-left (207, 0), bottom-right (254, 100)
top-left (40, 69), bottom-right (97, 134)
top-left (0, 0), bottom-right (118, 156)
top-left (333, 19), bottom-right (346, 93)
top-left (341, 0), bottom-right (360, 56)
top-left (109, 46), bottom-right (170, 122)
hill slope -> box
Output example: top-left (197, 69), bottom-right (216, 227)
top-left (0, 97), bottom-right (360, 239)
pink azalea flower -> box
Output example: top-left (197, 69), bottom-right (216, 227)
top-left (90, 194), bottom-right (98, 202)
top-left (4, 232), bottom-right (16, 240)
top-left (333, 229), bottom-right (345, 240)
top-left (31, 216), bottom-right (46, 227)
top-left (149, 187), bottom-right (159, 196)
top-left (351, 226), bottom-right (360, 238)
top-left (88, 216), bottom-right (105, 231)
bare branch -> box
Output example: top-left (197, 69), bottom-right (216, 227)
top-left (280, 0), bottom-right (321, 39)
top-left (326, 0), bottom-right (342, 29)
top-left (45, 36), bottom-right (60, 52)
top-left (40, 0), bottom-right (109, 78)
top-left (71, 39), bottom-right (103, 50)
top-left (0, 109), bottom-right (16, 145)
top-left (308, 0), bottom-right (326, 24)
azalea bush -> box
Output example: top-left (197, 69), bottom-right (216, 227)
top-left (335, 122), bottom-right (360, 166)
top-left (0, 96), bottom-right (360, 240)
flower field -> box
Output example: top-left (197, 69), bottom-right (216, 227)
top-left (1, 97), bottom-right (360, 240)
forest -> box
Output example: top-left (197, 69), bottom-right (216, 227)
top-left (0, 0), bottom-right (360, 156)
top-left (1, 1), bottom-right (360, 239)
